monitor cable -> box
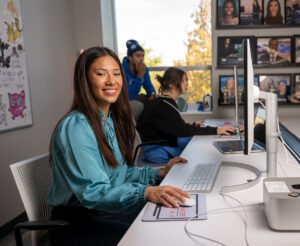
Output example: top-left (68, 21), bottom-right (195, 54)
top-left (184, 199), bottom-right (263, 246)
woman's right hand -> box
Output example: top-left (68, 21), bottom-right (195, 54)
top-left (145, 185), bottom-right (190, 208)
top-left (217, 126), bottom-right (236, 135)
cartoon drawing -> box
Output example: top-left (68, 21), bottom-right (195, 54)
top-left (7, 1), bottom-right (18, 17)
top-left (4, 17), bottom-right (22, 44)
top-left (0, 38), bottom-right (11, 68)
top-left (8, 90), bottom-right (26, 120)
top-left (0, 95), bottom-right (8, 126)
top-left (14, 17), bottom-right (22, 39)
top-left (11, 46), bottom-right (19, 57)
top-left (4, 21), bottom-right (16, 43)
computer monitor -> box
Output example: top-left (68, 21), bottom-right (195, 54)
top-left (238, 39), bottom-right (259, 155)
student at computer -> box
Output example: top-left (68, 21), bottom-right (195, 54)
top-left (137, 67), bottom-right (236, 164)
top-left (46, 47), bottom-right (190, 246)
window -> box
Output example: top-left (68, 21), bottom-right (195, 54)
top-left (115, 0), bottom-right (212, 108)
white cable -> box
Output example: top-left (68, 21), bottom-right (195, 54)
top-left (258, 100), bottom-right (300, 170)
top-left (184, 203), bottom-right (263, 246)
top-left (219, 192), bottom-right (250, 246)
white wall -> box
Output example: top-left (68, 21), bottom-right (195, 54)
top-left (0, 0), bottom-right (109, 228)
top-left (0, 0), bottom-right (76, 227)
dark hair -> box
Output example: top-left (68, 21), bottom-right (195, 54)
top-left (222, 0), bottom-right (238, 18)
top-left (264, 0), bottom-right (283, 24)
top-left (156, 67), bottom-right (186, 94)
top-left (50, 47), bottom-right (135, 168)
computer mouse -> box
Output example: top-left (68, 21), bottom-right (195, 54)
top-left (292, 184), bottom-right (300, 190)
top-left (174, 197), bottom-right (196, 207)
top-left (227, 130), bottom-right (237, 135)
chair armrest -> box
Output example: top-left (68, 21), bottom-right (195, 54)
top-left (14, 220), bottom-right (70, 246)
top-left (15, 220), bottom-right (69, 231)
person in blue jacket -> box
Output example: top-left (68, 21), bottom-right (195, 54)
top-left (47, 47), bottom-right (189, 246)
top-left (122, 39), bottom-right (156, 101)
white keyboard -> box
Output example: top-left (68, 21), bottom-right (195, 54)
top-left (182, 163), bottom-right (221, 193)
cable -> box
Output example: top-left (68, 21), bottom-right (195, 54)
top-left (258, 100), bottom-right (300, 171)
top-left (219, 192), bottom-right (249, 246)
top-left (184, 202), bottom-right (263, 246)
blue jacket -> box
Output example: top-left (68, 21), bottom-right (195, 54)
top-left (47, 110), bottom-right (160, 214)
top-left (122, 57), bottom-right (156, 100)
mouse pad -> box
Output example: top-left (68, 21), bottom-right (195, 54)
top-left (141, 194), bottom-right (207, 221)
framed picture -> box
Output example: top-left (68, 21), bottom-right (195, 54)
top-left (258, 74), bottom-right (292, 103)
top-left (218, 75), bottom-right (259, 105)
top-left (290, 74), bottom-right (300, 103)
top-left (285, 0), bottom-right (300, 24)
top-left (263, 0), bottom-right (285, 24)
top-left (294, 35), bottom-right (300, 64)
top-left (240, 0), bottom-right (263, 25)
top-left (217, 0), bottom-right (239, 27)
top-left (256, 37), bottom-right (292, 66)
top-left (217, 36), bottom-right (255, 67)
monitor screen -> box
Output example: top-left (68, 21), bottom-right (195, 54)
top-left (238, 39), bottom-right (255, 155)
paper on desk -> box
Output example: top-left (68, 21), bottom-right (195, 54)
top-left (141, 194), bottom-right (207, 222)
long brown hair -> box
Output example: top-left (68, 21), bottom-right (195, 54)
top-left (50, 47), bottom-right (135, 167)
top-left (265, 0), bottom-right (283, 24)
top-left (156, 67), bottom-right (186, 95)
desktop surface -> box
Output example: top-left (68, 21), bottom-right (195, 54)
top-left (118, 122), bottom-right (300, 246)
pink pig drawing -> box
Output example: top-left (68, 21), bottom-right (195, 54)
top-left (8, 90), bottom-right (26, 120)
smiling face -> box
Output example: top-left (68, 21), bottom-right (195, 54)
top-left (269, 0), bottom-right (279, 16)
top-left (87, 55), bottom-right (123, 115)
top-left (224, 1), bottom-right (234, 17)
top-left (180, 74), bottom-right (189, 94)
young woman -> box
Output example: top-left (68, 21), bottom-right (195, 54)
top-left (47, 47), bottom-right (190, 246)
top-left (137, 67), bottom-right (236, 164)
top-left (218, 0), bottom-right (239, 25)
top-left (264, 0), bottom-right (284, 24)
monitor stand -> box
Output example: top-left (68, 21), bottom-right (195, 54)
top-left (220, 92), bottom-right (278, 193)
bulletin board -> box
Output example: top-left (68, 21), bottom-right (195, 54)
top-left (0, 0), bottom-right (32, 133)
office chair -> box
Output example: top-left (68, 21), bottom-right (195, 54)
top-left (10, 153), bottom-right (69, 246)
top-left (131, 103), bottom-right (168, 169)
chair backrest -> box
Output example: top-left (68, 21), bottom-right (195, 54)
top-left (10, 153), bottom-right (52, 222)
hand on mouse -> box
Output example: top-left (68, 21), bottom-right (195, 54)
top-left (217, 126), bottom-right (236, 136)
top-left (145, 185), bottom-right (190, 208)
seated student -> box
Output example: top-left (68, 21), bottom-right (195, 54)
top-left (137, 67), bottom-right (236, 164)
top-left (46, 47), bottom-right (190, 246)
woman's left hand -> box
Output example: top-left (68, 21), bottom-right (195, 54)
top-left (159, 157), bottom-right (187, 178)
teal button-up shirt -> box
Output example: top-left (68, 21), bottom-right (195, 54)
top-left (47, 110), bottom-right (160, 214)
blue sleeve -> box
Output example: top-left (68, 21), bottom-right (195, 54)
top-left (143, 68), bottom-right (156, 96)
top-left (126, 73), bottom-right (143, 100)
top-left (125, 165), bottom-right (161, 185)
top-left (52, 117), bottom-right (149, 214)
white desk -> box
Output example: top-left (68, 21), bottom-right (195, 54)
top-left (119, 121), bottom-right (300, 246)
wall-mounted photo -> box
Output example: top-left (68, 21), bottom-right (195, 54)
top-left (217, 0), bottom-right (239, 26)
top-left (285, 0), bottom-right (300, 24)
top-left (294, 35), bottom-right (300, 64)
top-left (217, 36), bottom-right (255, 67)
top-left (218, 75), bottom-right (259, 105)
top-left (258, 74), bottom-right (291, 103)
top-left (264, 0), bottom-right (285, 24)
top-left (240, 0), bottom-right (263, 25)
top-left (256, 37), bottom-right (291, 65)
top-left (290, 74), bottom-right (300, 103)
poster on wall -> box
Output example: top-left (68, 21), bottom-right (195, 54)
top-left (0, 0), bottom-right (32, 133)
